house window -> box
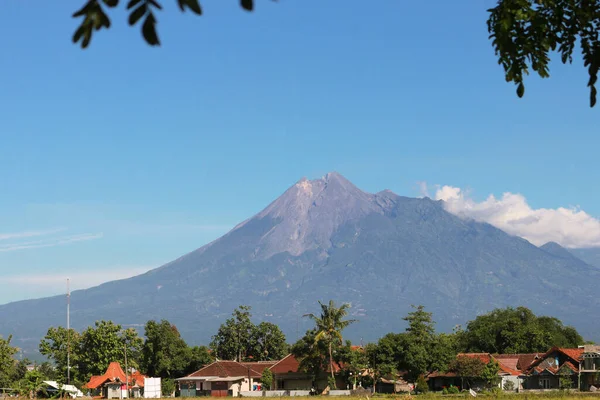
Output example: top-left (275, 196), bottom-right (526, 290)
top-left (539, 378), bottom-right (550, 389)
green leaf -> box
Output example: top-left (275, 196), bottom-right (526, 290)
top-left (72, 25), bottom-right (87, 44)
top-left (241, 0), bottom-right (253, 11)
top-left (516, 82), bottom-right (525, 98)
top-left (178, 0), bottom-right (202, 14)
top-left (102, 0), bottom-right (119, 7)
top-left (72, 0), bottom-right (95, 18)
top-left (148, 0), bottom-right (163, 10)
top-left (142, 13), bottom-right (160, 46)
top-left (127, 0), bottom-right (143, 9)
top-left (128, 4), bottom-right (146, 25)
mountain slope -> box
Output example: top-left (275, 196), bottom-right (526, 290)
top-left (1, 172), bottom-right (599, 357)
top-left (570, 248), bottom-right (600, 268)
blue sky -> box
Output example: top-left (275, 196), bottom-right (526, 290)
top-left (0, 0), bottom-right (598, 304)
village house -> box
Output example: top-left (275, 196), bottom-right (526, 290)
top-left (84, 362), bottom-right (147, 399)
top-left (427, 353), bottom-right (523, 392)
top-left (176, 354), bottom-right (352, 396)
top-left (175, 360), bottom-right (275, 397)
top-left (522, 347), bottom-right (584, 390)
top-left (269, 354), bottom-right (349, 392)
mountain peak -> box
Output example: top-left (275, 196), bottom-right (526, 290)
top-left (244, 172), bottom-right (380, 258)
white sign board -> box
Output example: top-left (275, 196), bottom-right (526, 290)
top-left (143, 378), bottom-right (161, 398)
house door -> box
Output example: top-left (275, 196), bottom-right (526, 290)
top-left (539, 378), bottom-right (550, 389)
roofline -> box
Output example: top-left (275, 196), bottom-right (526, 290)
top-left (268, 354), bottom-right (295, 372)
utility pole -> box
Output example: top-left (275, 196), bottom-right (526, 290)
top-left (67, 278), bottom-right (70, 386)
top-left (124, 343), bottom-right (129, 399)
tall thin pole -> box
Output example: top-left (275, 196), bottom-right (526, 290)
top-left (67, 278), bottom-right (71, 386)
top-left (124, 343), bottom-right (129, 399)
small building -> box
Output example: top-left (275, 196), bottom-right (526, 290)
top-left (269, 354), bottom-right (346, 392)
top-left (580, 345), bottom-right (600, 390)
top-left (84, 362), bottom-right (147, 399)
top-left (175, 360), bottom-right (266, 397)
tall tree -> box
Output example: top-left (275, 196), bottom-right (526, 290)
top-left (210, 305), bottom-right (283, 362)
top-left (303, 300), bottom-right (356, 385)
top-left (141, 320), bottom-right (193, 378)
top-left (462, 307), bottom-right (584, 354)
top-left (401, 305), bottom-right (437, 381)
top-left (39, 327), bottom-right (82, 383)
top-left (185, 346), bottom-right (213, 375)
top-left (291, 329), bottom-right (329, 383)
top-left (248, 322), bottom-right (289, 361)
top-left (77, 320), bottom-right (142, 380)
top-left (0, 335), bottom-right (18, 389)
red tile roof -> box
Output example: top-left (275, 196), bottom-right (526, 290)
top-left (187, 361), bottom-right (262, 379)
top-left (240, 362), bottom-right (277, 375)
top-left (269, 354), bottom-right (300, 374)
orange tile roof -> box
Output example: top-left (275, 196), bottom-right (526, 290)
top-left (84, 362), bottom-right (146, 389)
top-left (526, 347), bottom-right (583, 375)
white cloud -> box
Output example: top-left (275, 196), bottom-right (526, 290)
top-left (431, 184), bottom-right (600, 248)
top-left (0, 232), bottom-right (103, 252)
top-left (0, 228), bottom-right (66, 241)
top-left (2, 266), bottom-right (153, 289)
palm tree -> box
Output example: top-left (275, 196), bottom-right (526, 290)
top-left (303, 300), bottom-right (356, 386)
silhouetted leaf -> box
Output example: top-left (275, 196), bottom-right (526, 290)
top-left (241, 0), bottom-right (253, 11)
top-left (127, 0), bottom-right (143, 9)
top-left (591, 86), bottom-right (597, 108)
top-left (73, 1), bottom-right (94, 17)
top-left (72, 25), bottom-right (87, 44)
top-left (516, 82), bottom-right (525, 98)
top-left (142, 13), bottom-right (160, 46)
top-left (178, 0), bottom-right (202, 14)
top-left (102, 0), bottom-right (119, 7)
top-left (148, 0), bottom-right (162, 10)
top-left (129, 4), bottom-right (146, 25)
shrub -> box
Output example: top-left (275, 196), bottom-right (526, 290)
top-left (447, 385), bottom-right (460, 394)
top-left (415, 375), bottom-right (429, 394)
top-left (503, 380), bottom-right (515, 391)
top-left (442, 388), bottom-right (448, 395)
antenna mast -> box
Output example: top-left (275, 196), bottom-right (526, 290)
top-left (67, 278), bottom-right (71, 385)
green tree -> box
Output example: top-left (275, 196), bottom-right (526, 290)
top-left (248, 322), bottom-right (289, 361)
top-left (0, 335), bottom-right (18, 389)
top-left (261, 368), bottom-right (273, 390)
top-left (558, 365), bottom-right (574, 389)
top-left (415, 375), bottom-right (429, 394)
top-left (141, 320), bottom-right (191, 378)
top-left (488, 0), bottom-right (600, 107)
top-left (480, 360), bottom-right (500, 389)
top-left (449, 355), bottom-right (485, 389)
top-left (185, 346), bottom-right (213, 375)
top-left (161, 378), bottom-right (176, 397)
top-left (401, 305), bottom-right (436, 381)
top-left (462, 307), bottom-right (584, 354)
top-left (39, 327), bottom-right (82, 382)
top-left (78, 320), bottom-right (143, 380)
top-left (18, 370), bottom-right (48, 399)
top-left (210, 305), bottom-right (255, 362)
top-left (303, 300), bottom-right (356, 386)
top-left (37, 362), bottom-right (57, 380)
top-left (291, 328), bottom-right (330, 382)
